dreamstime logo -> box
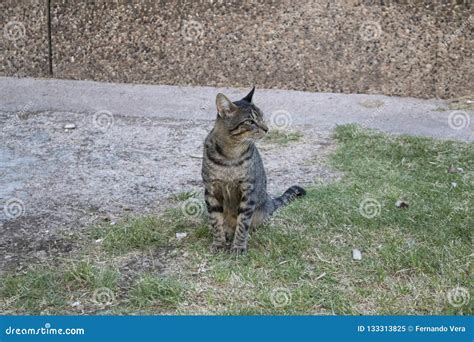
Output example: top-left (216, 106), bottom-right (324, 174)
top-left (92, 287), bottom-right (115, 306)
top-left (93, 110), bottom-right (114, 132)
top-left (448, 111), bottom-right (470, 130)
top-left (3, 198), bottom-right (25, 219)
top-left (270, 110), bottom-right (292, 130)
top-left (182, 19), bottom-right (204, 42)
top-left (359, 21), bottom-right (382, 41)
top-left (270, 287), bottom-right (292, 308)
top-left (17, 101), bottom-right (33, 120)
top-left (0, 269), bottom-right (35, 309)
top-left (447, 286), bottom-right (470, 308)
top-left (3, 21), bottom-right (26, 41)
top-left (358, 198), bottom-right (381, 219)
top-left (440, 15), bottom-right (473, 48)
top-left (181, 198), bottom-right (205, 219)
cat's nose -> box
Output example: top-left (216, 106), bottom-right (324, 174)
top-left (260, 122), bottom-right (269, 133)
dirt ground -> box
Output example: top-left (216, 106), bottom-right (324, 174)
top-left (0, 110), bottom-right (337, 274)
top-left (1, 77), bottom-right (471, 276)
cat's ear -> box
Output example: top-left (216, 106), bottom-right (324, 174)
top-left (241, 86), bottom-right (255, 103)
top-left (216, 93), bottom-right (237, 118)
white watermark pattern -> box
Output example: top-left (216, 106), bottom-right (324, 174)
top-left (358, 198), bottom-right (381, 219)
top-left (359, 21), bottom-right (382, 41)
top-left (17, 101), bottom-right (33, 120)
top-left (448, 111), bottom-right (470, 130)
top-left (92, 287), bottom-right (115, 306)
top-left (93, 110), bottom-right (114, 132)
top-left (3, 21), bottom-right (26, 41)
top-left (440, 15), bottom-right (473, 48)
top-left (269, 110), bottom-right (292, 130)
top-left (270, 287), bottom-right (292, 308)
top-left (4, 198), bottom-right (25, 219)
top-left (182, 19), bottom-right (204, 41)
top-left (447, 286), bottom-right (470, 308)
top-left (181, 198), bottom-right (205, 219)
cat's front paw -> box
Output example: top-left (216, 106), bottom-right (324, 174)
top-left (230, 245), bottom-right (247, 255)
top-left (210, 243), bottom-right (227, 254)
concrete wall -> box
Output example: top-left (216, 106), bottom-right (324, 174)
top-left (1, 0), bottom-right (472, 99)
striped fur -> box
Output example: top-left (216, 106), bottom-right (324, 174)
top-left (201, 88), bottom-right (306, 254)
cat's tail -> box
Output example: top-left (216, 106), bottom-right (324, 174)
top-left (271, 185), bottom-right (306, 212)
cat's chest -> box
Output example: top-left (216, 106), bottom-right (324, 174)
top-left (207, 163), bottom-right (249, 182)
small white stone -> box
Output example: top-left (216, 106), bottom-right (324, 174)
top-left (176, 232), bottom-right (187, 240)
top-left (395, 200), bottom-right (409, 208)
top-left (352, 249), bottom-right (362, 261)
top-left (71, 301), bottom-right (81, 307)
top-left (95, 238), bottom-right (104, 244)
top-left (451, 182), bottom-right (457, 188)
top-left (64, 123), bottom-right (76, 130)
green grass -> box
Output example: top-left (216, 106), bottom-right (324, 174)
top-left (91, 216), bottom-right (169, 254)
top-left (0, 268), bottom-right (66, 312)
top-left (63, 260), bottom-right (119, 290)
top-left (1, 125), bottom-right (472, 315)
top-left (448, 97), bottom-right (473, 111)
top-left (0, 262), bottom-right (120, 314)
top-left (129, 276), bottom-right (185, 309)
top-left (263, 129), bottom-right (303, 145)
top-left (434, 96), bottom-right (474, 111)
top-left (170, 190), bottom-right (198, 202)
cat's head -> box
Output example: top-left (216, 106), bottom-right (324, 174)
top-left (215, 87), bottom-right (269, 142)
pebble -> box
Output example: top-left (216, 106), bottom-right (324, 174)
top-left (448, 166), bottom-right (464, 174)
top-left (64, 123), bottom-right (76, 130)
top-left (176, 232), bottom-right (187, 240)
top-left (451, 182), bottom-right (457, 188)
top-left (395, 200), bottom-right (409, 208)
top-left (352, 248), bottom-right (362, 261)
top-left (71, 301), bottom-right (81, 307)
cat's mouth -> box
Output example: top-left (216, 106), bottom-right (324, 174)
top-left (253, 129), bottom-right (267, 140)
top-left (259, 121), bottom-right (269, 133)
top-left (254, 122), bottom-right (268, 138)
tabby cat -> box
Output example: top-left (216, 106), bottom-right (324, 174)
top-left (201, 87), bottom-right (306, 254)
